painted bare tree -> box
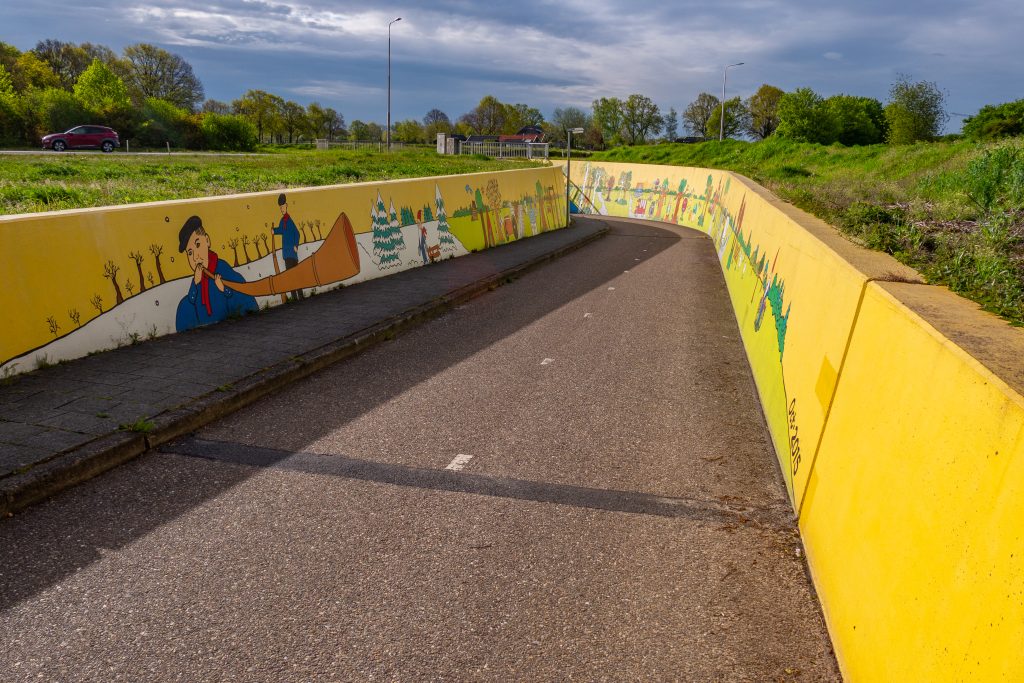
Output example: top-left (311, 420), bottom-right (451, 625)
top-left (228, 237), bottom-right (240, 266)
top-left (148, 244), bottom-right (166, 284)
top-left (484, 179), bottom-right (503, 243)
top-left (103, 260), bottom-right (124, 305)
top-left (259, 232), bottom-right (270, 257)
top-left (124, 279), bottom-right (135, 297)
top-left (90, 294), bottom-right (103, 314)
top-left (314, 218), bottom-right (323, 240)
top-left (129, 251), bottom-right (147, 292)
top-left (46, 316), bottom-right (60, 337)
top-left (68, 308), bottom-right (81, 328)
top-left (241, 235), bottom-right (253, 262)
top-left (147, 272), bottom-right (155, 288)
top-left (252, 234), bottom-right (264, 259)
top-left (298, 222), bottom-right (308, 243)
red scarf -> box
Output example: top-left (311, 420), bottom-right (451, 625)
top-left (201, 250), bottom-right (219, 316)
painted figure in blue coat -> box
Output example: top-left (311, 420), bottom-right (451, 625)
top-left (175, 215), bottom-right (258, 332)
top-left (274, 193), bottom-right (304, 300)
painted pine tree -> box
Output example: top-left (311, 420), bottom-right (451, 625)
top-left (435, 184), bottom-right (456, 254)
top-left (372, 191), bottom-right (401, 269)
top-left (388, 199), bottom-right (406, 253)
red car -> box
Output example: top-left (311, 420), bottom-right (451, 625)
top-left (42, 125), bottom-right (120, 152)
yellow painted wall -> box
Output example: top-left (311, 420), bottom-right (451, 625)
top-left (572, 160), bottom-right (1024, 681)
top-left (573, 160), bottom-right (867, 506)
top-left (800, 282), bottom-right (1024, 681)
top-left (0, 166), bottom-right (567, 375)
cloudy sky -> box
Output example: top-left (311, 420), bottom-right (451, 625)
top-left (4, 0), bottom-right (1023, 131)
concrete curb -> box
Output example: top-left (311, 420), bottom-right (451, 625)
top-left (0, 223), bottom-right (609, 517)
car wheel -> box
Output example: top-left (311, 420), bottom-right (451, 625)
top-left (101, 141), bottom-right (114, 153)
top-left (52, 140), bottom-right (66, 152)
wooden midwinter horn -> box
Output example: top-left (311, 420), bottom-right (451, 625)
top-left (210, 211), bottom-right (361, 297)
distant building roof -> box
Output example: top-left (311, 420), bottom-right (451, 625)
top-left (465, 135), bottom-right (499, 143)
top-left (517, 125), bottom-right (545, 137)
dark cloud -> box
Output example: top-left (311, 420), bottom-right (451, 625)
top-left (3, 0), bottom-right (1023, 130)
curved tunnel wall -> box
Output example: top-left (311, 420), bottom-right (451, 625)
top-left (571, 160), bottom-right (1024, 682)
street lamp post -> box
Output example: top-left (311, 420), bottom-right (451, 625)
top-left (720, 62), bottom-right (744, 142)
top-left (566, 127), bottom-right (585, 227)
top-left (387, 16), bottom-right (402, 152)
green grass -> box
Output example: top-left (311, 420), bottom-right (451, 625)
top-left (0, 147), bottom-right (543, 216)
top-left (592, 137), bottom-right (1024, 324)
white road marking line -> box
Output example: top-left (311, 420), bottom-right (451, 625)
top-left (583, 312), bottom-right (593, 318)
top-left (541, 358), bottom-right (554, 365)
top-left (446, 454), bottom-right (474, 471)
top-left (608, 286), bottom-right (615, 290)
top-left (624, 270), bottom-right (630, 273)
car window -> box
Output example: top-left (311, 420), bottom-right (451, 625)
top-left (87, 127), bottom-right (106, 134)
top-left (67, 127), bottom-right (87, 135)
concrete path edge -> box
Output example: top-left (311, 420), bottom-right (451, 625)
top-left (0, 224), bottom-right (609, 517)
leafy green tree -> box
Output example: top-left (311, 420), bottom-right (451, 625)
top-left (706, 97), bottom-right (749, 140)
top-left (200, 113), bottom-right (257, 151)
top-left (279, 100), bottom-right (307, 143)
top-left (73, 59), bottom-right (131, 113)
top-left (824, 95), bottom-right (885, 145)
top-left (394, 118), bottom-right (425, 143)
top-left (137, 97), bottom-right (191, 147)
top-left (962, 100), bottom-right (1024, 141)
top-left (0, 42), bottom-right (19, 75)
top-left (365, 122), bottom-right (384, 142)
top-left (348, 119), bottom-right (370, 141)
top-left (744, 84), bottom-right (784, 139)
top-left (884, 75), bottom-right (947, 144)
top-left (33, 40), bottom-right (91, 90)
top-left (503, 103), bottom-right (544, 133)
top-left (619, 94), bottom-right (662, 145)
top-left (307, 102), bottom-right (344, 140)
top-left (20, 88), bottom-right (91, 138)
top-left (0, 64), bottom-right (19, 143)
top-left (122, 43), bottom-right (204, 111)
top-left (663, 107), bottom-right (678, 141)
top-left (592, 97), bottom-right (624, 146)
top-left (459, 95), bottom-right (507, 134)
top-left (682, 92), bottom-right (719, 138)
top-left (776, 87), bottom-right (837, 144)
top-left (11, 51), bottom-right (60, 92)
top-left (201, 99), bottom-right (231, 114)
top-left (423, 108), bottom-right (451, 140)
top-left (232, 89), bottom-right (283, 143)
top-left (550, 106), bottom-right (589, 147)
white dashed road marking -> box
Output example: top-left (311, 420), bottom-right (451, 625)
top-left (541, 358), bottom-right (554, 365)
top-left (445, 454), bottom-right (474, 471)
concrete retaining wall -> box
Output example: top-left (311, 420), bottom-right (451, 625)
top-left (572, 160), bottom-right (1024, 681)
top-left (0, 167), bottom-right (567, 376)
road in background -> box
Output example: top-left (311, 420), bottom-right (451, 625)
top-left (0, 217), bottom-right (839, 681)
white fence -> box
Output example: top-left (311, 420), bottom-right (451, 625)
top-left (458, 141), bottom-right (550, 160)
top-left (313, 140), bottom-right (413, 152)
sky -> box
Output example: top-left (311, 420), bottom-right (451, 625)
top-left (3, 0), bottom-right (1023, 133)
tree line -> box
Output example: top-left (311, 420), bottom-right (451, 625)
top-left (0, 37), bottom-right (1017, 151)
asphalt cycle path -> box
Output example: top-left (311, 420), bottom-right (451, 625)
top-left (0, 216), bottom-right (839, 681)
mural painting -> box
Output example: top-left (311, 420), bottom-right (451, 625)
top-left (573, 161), bottom-right (863, 506)
top-left (0, 167), bottom-right (566, 380)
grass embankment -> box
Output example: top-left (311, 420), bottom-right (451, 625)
top-left (0, 148), bottom-right (541, 216)
top-left (594, 138), bottom-right (1024, 325)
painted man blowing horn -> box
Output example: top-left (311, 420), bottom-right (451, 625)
top-left (175, 215), bottom-right (258, 332)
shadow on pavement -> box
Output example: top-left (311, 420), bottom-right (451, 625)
top-left (0, 218), bottom-right (686, 611)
